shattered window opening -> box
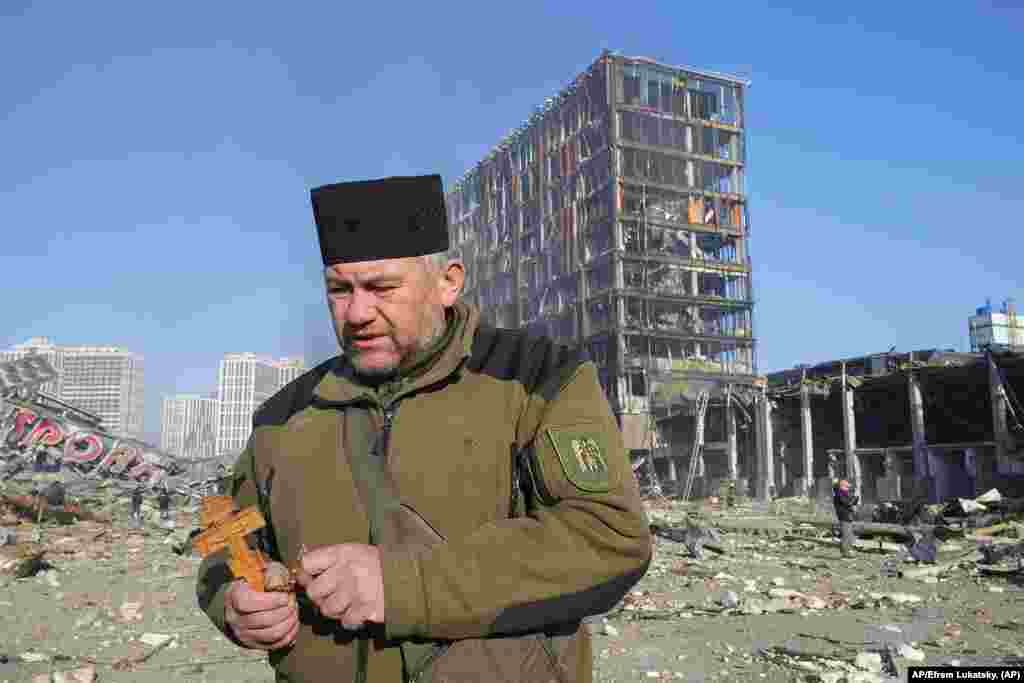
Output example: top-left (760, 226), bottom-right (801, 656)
top-left (695, 233), bottom-right (739, 264)
top-left (647, 263), bottom-right (688, 295)
top-left (587, 259), bottom-right (613, 295)
top-left (624, 335), bottom-right (649, 368)
top-left (587, 297), bottom-right (612, 333)
top-left (625, 298), bottom-right (647, 329)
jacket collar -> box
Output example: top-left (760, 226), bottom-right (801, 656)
top-left (312, 300), bottom-right (479, 407)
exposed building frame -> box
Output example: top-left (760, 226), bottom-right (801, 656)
top-left (446, 50), bottom-right (760, 495)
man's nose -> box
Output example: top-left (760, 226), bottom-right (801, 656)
top-left (345, 289), bottom-right (376, 325)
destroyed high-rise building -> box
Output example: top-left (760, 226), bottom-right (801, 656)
top-left (446, 50), bottom-right (757, 484)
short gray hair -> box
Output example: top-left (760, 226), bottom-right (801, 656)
top-left (420, 251), bottom-right (453, 277)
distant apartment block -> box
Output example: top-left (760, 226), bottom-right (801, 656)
top-left (970, 298), bottom-right (1023, 352)
top-left (1, 338), bottom-right (144, 438)
top-left (160, 393), bottom-right (218, 461)
top-left (215, 353), bottom-right (306, 458)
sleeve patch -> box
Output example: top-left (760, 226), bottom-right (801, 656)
top-left (544, 425), bottom-right (611, 494)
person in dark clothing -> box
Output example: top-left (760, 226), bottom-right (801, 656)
top-left (215, 465), bottom-right (228, 495)
top-left (43, 481), bottom-right (66, 508)
top-left (833, 479), bottom-right (859, 558)
top-left (131, 486), bottom-right (144, 524)
top-left (158, 485), bottom-right (172, 521)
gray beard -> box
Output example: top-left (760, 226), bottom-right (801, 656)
top-left (345, 312), bottom-right (448, 381)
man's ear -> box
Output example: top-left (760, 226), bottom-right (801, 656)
top-left (439, 261), bottom-right (465, 306)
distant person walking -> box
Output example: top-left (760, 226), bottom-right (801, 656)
top-left (158, 484), bottom-right (172, 522)
top-left (216, 464), bottom-right (229, 494)
top-left (131, 486), bottom-right (144, 525)
top-left (833, 479), bottom-right (859, 558)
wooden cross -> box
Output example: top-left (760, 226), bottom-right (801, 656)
top-left (192, 495), bottom-right (271, 591)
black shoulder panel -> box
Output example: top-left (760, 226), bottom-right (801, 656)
top-left (253, 357), bottom-right (337, 428)
top-left (467, 323), bottom-right (590, 400)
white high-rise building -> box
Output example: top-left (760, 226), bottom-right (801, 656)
top-left (276, 357), bottom-right (307, 387)
top-left (215, 354), bottom-right (306, 458)
top-left (161, 394), bottom-right (218, 461)
top-left (60, 346), bottom-right (145, 438)
top-left (970, 298), bottom-right (1024, 352)
top-left (1, 339), bottom-right (144, 437)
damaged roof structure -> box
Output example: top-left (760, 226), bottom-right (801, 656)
top-left (765, 349), bottom-right (1024, 504)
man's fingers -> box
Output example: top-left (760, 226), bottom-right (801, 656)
top-left (233, 603), bottom-right (296, 631)
top-left (240, 612), bottom-right (298, 649)
top-left (320, 589), bottom-right (356, 620)
top-left (268, 619), bottom-right (300, 651)
top-left (305, 567), bottom-right (352, 604)
top-left (230, 581), bottom-right (292, 613)
top-left (300, 544), bottom-right (356, 576)
top-left (292, 567), bottom-right (314, 587)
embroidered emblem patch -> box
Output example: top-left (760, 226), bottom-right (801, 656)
top-left (545, 425), bottom-right (611, 493)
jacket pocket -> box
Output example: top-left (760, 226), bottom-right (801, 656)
top-left (411, 632), bottom-right (576, 683)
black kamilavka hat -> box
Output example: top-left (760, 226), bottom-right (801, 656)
top-left (311, 174), bottom-right (449, 266)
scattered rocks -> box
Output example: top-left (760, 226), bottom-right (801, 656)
top-left (119, 600), bottom-right (143, 622)
top-left (897, 643), bottom-right (925, 662)
top-left (139, 632), bottom-right (174, 647)
top-left (854, 651), bottom-right (882, 672)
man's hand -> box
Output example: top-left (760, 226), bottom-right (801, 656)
top-left (296, 544), bottom-right (384, 630)
top-left (224, 580), bottom-right (298, 650)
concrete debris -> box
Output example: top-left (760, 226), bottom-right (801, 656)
top-left (139, 632), bottom-right (175, 647)
top-left (896, 643), bottom-right (925, 662)
top-left (854, 651), bottom-right (882, 672)
top-left (3, 486), bottom-right (1021, 681)
top-left (975, 489), bottom-right (1003, 505)
top-left (649, 520), bottom-right (726, 559)
top-left (44, 667), bottom-right (98, 683)
top-left (119, 600), bottom-right (143, 622)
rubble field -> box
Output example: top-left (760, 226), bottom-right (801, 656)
top-left (2, 487), bottom-right (1023, 683)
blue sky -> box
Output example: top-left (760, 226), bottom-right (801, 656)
top-left (2, 1), bottom-right (1021, 444)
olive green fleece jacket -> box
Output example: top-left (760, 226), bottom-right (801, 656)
top-left (196, 301), bottom-right (652, 682)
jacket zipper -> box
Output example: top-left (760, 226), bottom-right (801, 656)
top-left (509, 444), bottom-right (520, 519)
top-left (379, 401), bottom-right (454, 683)
top-left (382, 406), bottom-right (395, 452)
top-left (355, 404), bottom-right (397, 683)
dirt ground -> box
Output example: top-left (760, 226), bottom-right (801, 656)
top-left (1, 497), bottom-right (1022, 683)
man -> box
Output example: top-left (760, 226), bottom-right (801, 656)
top-left (29, 486), bottom-right (43, 523)
top-left (196, 174), bottom-right (652, 682)
top-left (833, 479), bottom-right (859, 558)
top-left (158, 484), bottom-right (172, 522)
top-left (131, 485), bottom-right (144, 525)
top-left (43, 480), bottom-right (65, 508)
top-left (215, 464), bottom-right (229, 495)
